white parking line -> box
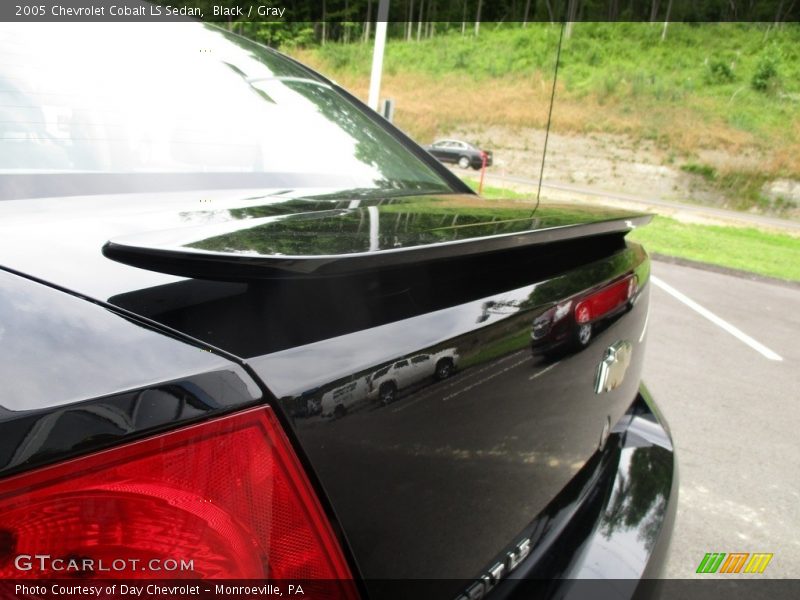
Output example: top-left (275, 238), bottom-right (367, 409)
top-left (639, 303), bottom-right (650, 343)
top-left (441, 355), bottom-right (532, 402)
top-left (391, 350), bottom-right (527, 413)
top-left (529, 361), bottom-right (560, 380)
top-left (651, 275), bottom-right (783, 361)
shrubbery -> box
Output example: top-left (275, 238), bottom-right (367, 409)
top-left (293, 22), bottom-right (800, 186)
top-left (751, 52), bottom-right (780, 92)
top-left (705, 60), bottom-right (736, 84)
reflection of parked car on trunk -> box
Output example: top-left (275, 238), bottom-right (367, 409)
top-left (290, 389), bottom-right (323, 418)
top-left (531, 275), bottom-right (638, 355)
top-left (320, 349), bottom-right (459, 416)
top-left (425, 139), bottom-right (493, 170)
top-left (320, 377), bottom-right (370, 418)
top-left (368, 349), bottom-right (459, 405)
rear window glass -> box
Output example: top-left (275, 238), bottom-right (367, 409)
top-left (0, 23), bottom-right (452, 199)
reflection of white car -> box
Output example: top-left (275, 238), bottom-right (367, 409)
top-left (321, 349), bottom-right (460, 417)
top-left (368, 349), bottom-right (459, 405)
top-left (320, 377), bottom-right (370, 419)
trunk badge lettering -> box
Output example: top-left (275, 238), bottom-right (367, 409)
top-left (456, 538), bottom-right (532, 600)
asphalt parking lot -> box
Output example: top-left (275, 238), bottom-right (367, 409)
top-left (643, 260), bottom-right (800, 578)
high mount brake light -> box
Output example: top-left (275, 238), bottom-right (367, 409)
top-left (0, 407), bottom-right (356, 589)
top-left (575, 275), bottom-right (636, 324)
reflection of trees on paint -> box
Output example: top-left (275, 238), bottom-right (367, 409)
top-left (187, 195), bottom-right (642, 258)
top-left (601, 446), bottom-right (672, 552)
top-left (200, 23), bottom-right (316, 78)
top-left (202, 24), bottom-right (451, 198)
top-left (282, 80), bottom-right (450, 195)
top-left (228, 200), bottom-right (353, 219)
top-left (188, 206), bottom-right (537, 255)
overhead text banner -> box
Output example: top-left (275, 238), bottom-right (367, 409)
top-left (1, 0), bottom-right (798, 22)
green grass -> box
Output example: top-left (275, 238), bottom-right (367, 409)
top-left (463, 179), bottom-right (800, 282)
top-left (463, 180), bottom-right (529, 200)
top-left (627, 216), bottom-right (800, 282)
top-left (292, 23), bottom-right (800, 216)
top-left (677, 164), bottom-right (793, 214)
top-left (681, 163), bottom-right (718, 180)
top-left (304, 23), bottom-right (800, 171)
top-left (315, 23), bottom-right (800, 95)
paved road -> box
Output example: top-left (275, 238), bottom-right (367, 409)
top-left (478, 171), bottom-right (800, 234)
top-left (644, 260), bottom-right (800, 577)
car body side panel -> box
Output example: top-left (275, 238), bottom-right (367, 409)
top-left (250, 243), bottom-right (652, 596)
top-left (0, 268), bottom-right (263, 477)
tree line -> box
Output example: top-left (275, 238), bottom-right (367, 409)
top-left (161, 1), bottom-right (799, 48)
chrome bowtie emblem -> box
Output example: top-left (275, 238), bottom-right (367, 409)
top-left (595, 340), bottom-right (633, 394)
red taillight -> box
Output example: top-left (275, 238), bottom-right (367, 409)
top-left (0, 407), bottom-right (355, 587)
top-left (575, 275), bottom-right (635, 324)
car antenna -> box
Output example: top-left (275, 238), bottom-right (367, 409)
top-left (534, 20), bottom-right (565, 214)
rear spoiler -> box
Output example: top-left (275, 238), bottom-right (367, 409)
top-left (102, 197), bottom-right (651, 280)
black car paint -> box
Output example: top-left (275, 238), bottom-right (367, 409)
top-left (100, 194), bottom-right (650, 280)
top-left (247, 242), bottom-right (656, 596)
top-left (0, 193), bottom-right (673, 596)
top-left (0, 267), bottom-right (263, 478)
top-left (481, 388), bottom-right (676, 599)
top-left (0, 21), bottom-right (675, 599)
